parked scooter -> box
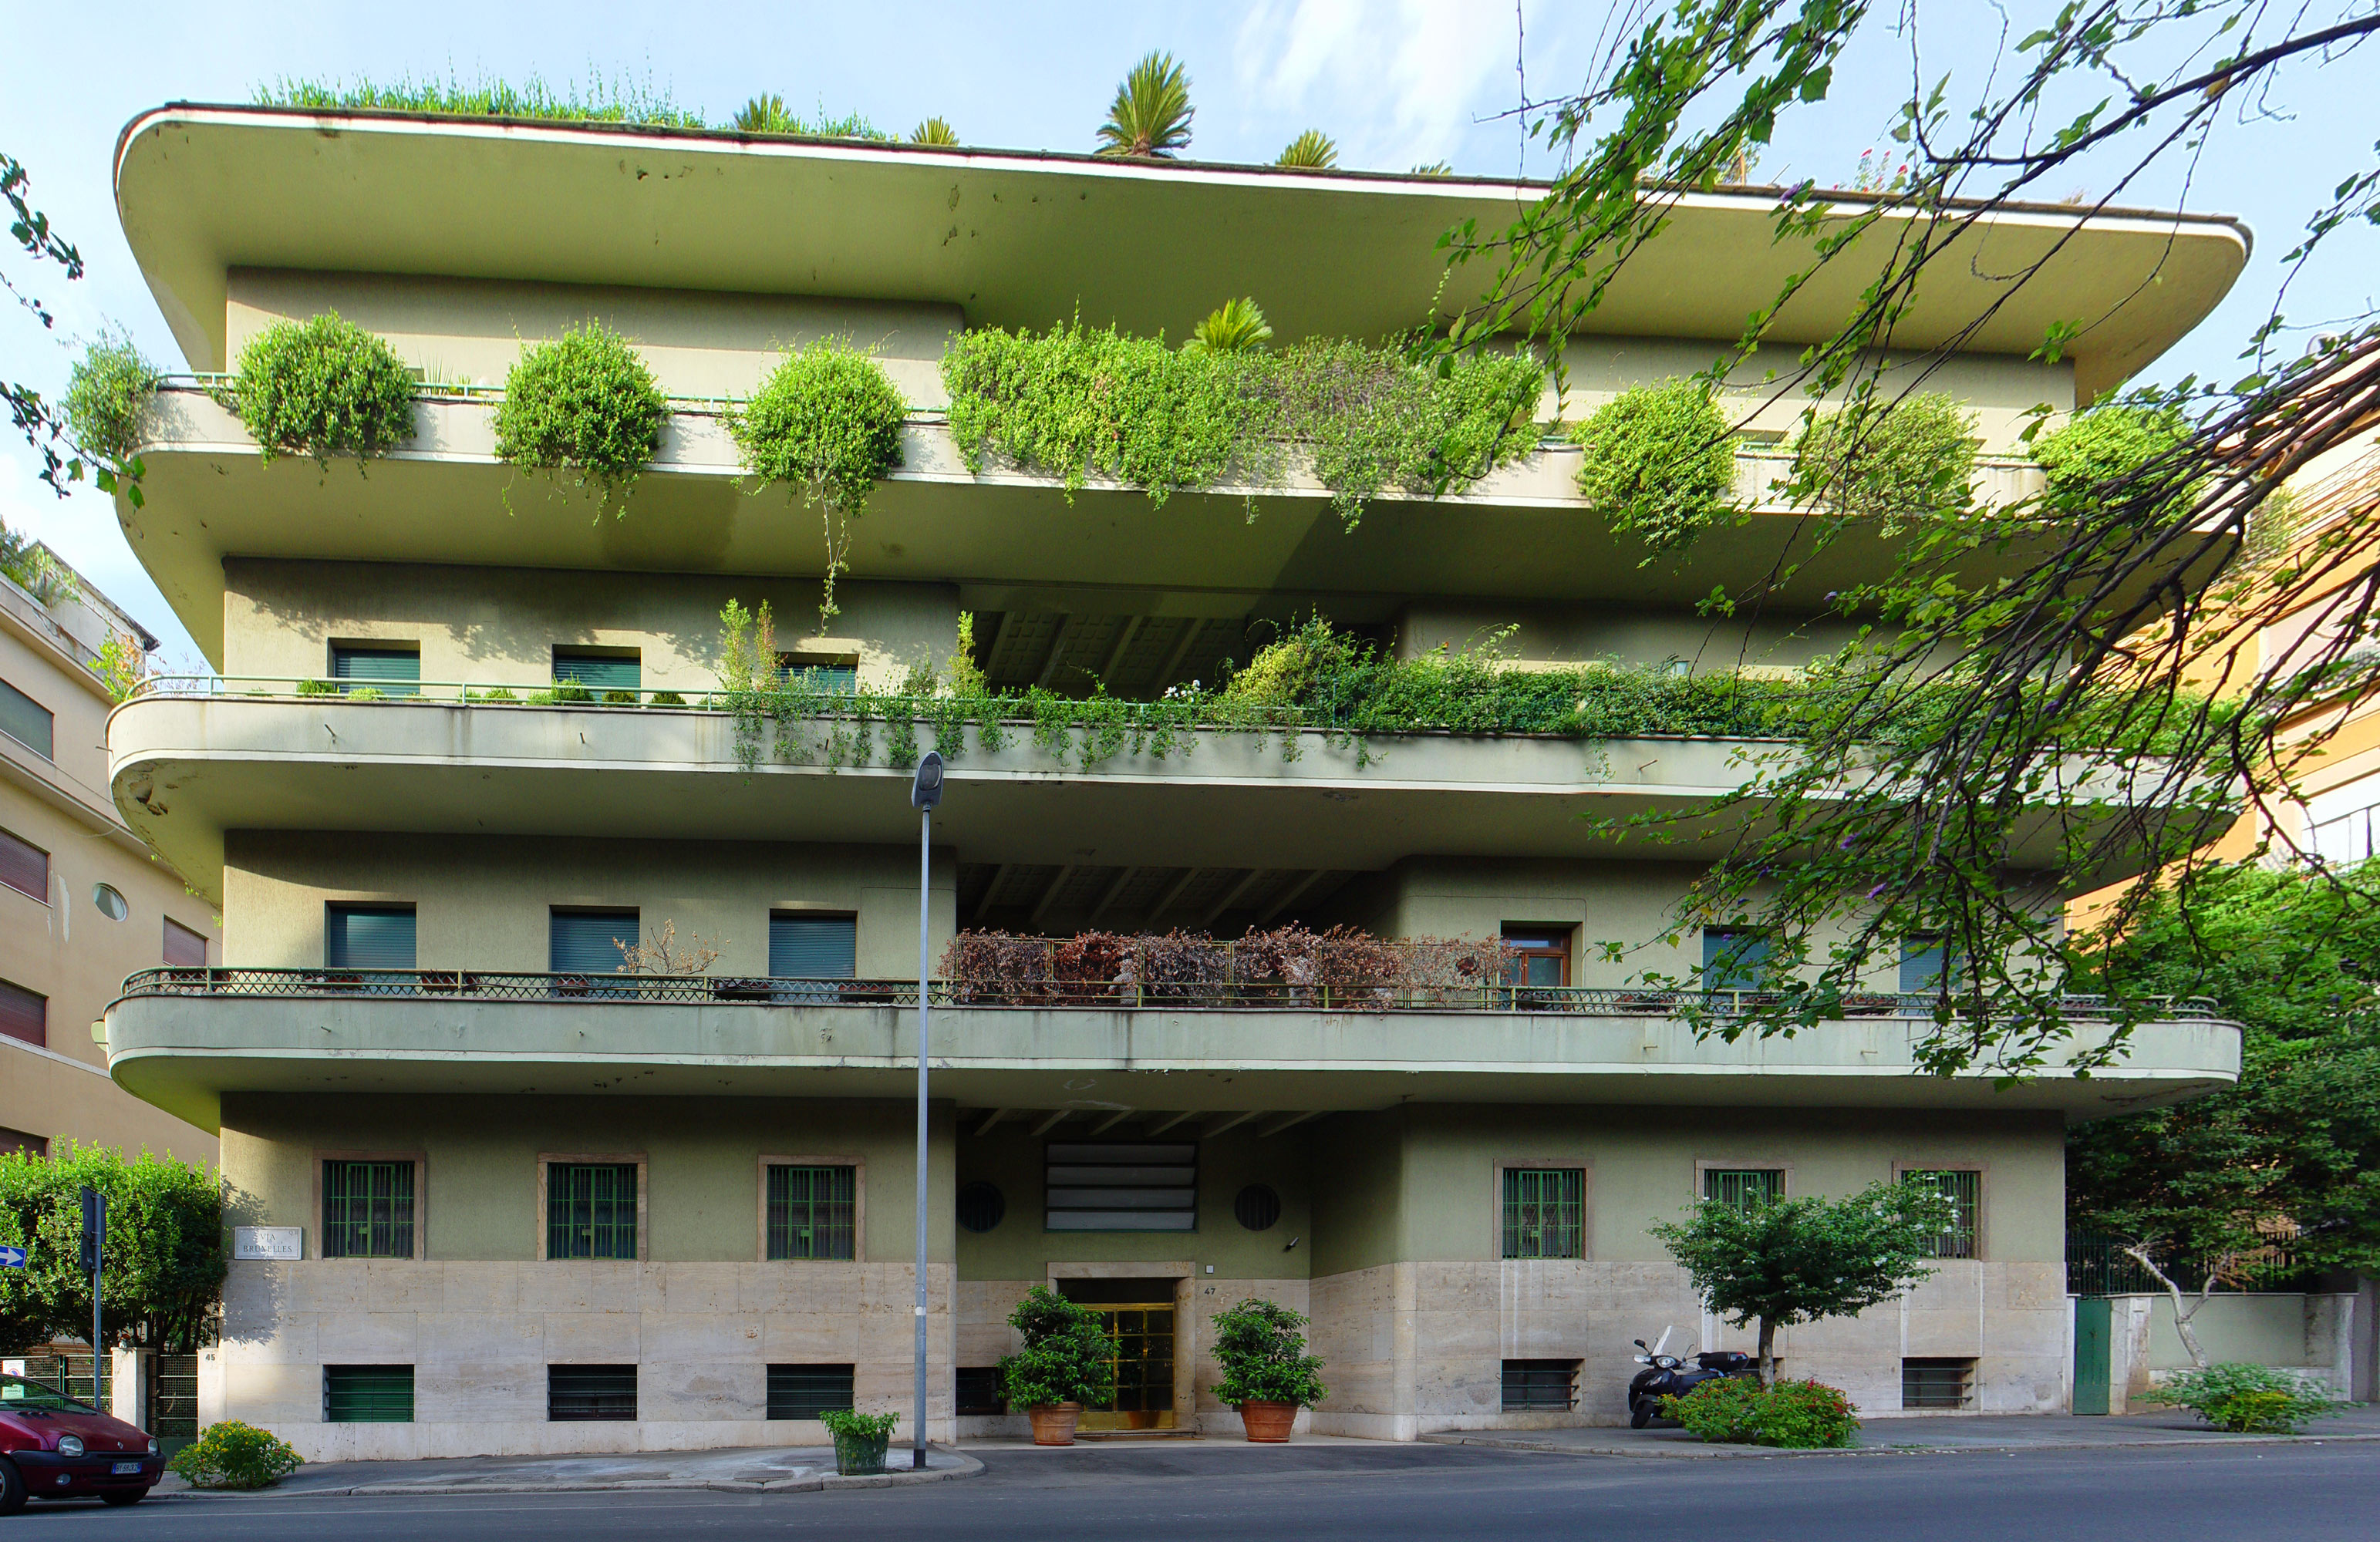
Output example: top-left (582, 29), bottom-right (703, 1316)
top-left (1627, 1327), bottom-right (1758, 1428)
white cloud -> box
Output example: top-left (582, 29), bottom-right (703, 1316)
top-left (1233, 0), bottom-right (1524, 172)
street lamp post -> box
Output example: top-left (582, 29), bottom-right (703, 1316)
top-left (909, 750), bottom-right (945, 1470)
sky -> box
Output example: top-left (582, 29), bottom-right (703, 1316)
top-left (2, 0), bottom-right (2373, 666)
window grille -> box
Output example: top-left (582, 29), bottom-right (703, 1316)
top-left (767, 1164), bottom-right (857, 1260)
top-left (1905, 1170), bottom-right (1981, 1258)
top-left (1502, 1359), bottom-right (1579, 1411)
top-left (322, 1160), bottom-right (415, 1258)
top-left (324, 1365), bottom-right (414, 1422)
top-left (767, 1363), bottom-right (855, 1419)
top-left (956, 1366), bottom-right (1005, 1416)
top-left (1502, 1167), bottom-right (1585, 1259)
top-left (1704, 1168), bottom-right (1784, 1213)
top-left (1045, 1143), bottom-right (1197, 1231)
top-left (548, 1364), bottom-right (636, 1421)
top-left (548, 1163), bottom-right (637, 1259)
top-left (1902, 1358), bottom-right (1975, 1409)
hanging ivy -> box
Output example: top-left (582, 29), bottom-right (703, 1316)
top-left (225, 311), bottom-right (417, 469)
top-left (494, 322), bottom-right (667, 513)
top-left (728, 342), bottom-right (909, 629)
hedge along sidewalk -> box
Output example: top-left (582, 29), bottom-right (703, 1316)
top-left (1418, 1405), bottom-right (2380, 1460)
top-left (151, 1443), bottom-right (980, 1498)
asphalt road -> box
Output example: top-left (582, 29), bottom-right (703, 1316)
top-left (8, 1440), bottom-right (2374, 1540)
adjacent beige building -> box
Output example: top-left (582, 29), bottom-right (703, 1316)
top-left (1, 548), bottom-right (215, 1162)
top-left (93, 105), bottom-right (2249, 1456)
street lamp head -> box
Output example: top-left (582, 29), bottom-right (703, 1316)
top-left (911, 750), bottom-right (946, 810)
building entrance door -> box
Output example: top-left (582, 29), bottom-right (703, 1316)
top-left (1076, 1301), bottom-right (1177, 1431)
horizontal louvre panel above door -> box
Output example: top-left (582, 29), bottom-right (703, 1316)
top-left (328, 906), bottom-right (416, 970)
top-left (551, 909), bottom-right (639, 974)
top-left (770, 914), bottom-right (856, 978)
top-left (0, 827), bottom-right (46, 903)
top-left (0, 678), bottom-right (53, 759)
top-left (0, 979), bottom-right (45, 1045)
top-left (1045, 1143), bottom-right (1196, 1232)
top-left (551, 651), bottom-right (641, 691)
top-left (332, 648), bottom-right (420, 695)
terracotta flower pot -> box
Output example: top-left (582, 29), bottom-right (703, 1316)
top-left (1027, 1402), bottom-right (1084, 1446)
top-left (1238, 1400), bottom-right (1297, 1443)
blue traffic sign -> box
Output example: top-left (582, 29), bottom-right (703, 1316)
top-left (0, 1244), bottom-right (26, 1269)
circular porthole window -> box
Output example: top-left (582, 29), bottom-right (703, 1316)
top-left (92, 884), bottom-right (129, 921)
top-left (1234, 1183), bottom-right (1283, 1232)
top-left (956, 1181), bottom-right (1006, 1234)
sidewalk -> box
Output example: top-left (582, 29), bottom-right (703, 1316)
top-left (1420, 1404), bottom-right (2380, 1459)
top-left (154, 1443), bottom-right (979, 1497)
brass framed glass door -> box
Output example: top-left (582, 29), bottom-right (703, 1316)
top-left (1077, 1301), bottom-right (1177, 1430)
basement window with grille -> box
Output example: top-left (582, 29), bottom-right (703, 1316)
top-left (548, 1364), bottom-right (637, 1422)
top-left (1502, 1359), bottom-right (1580, 1411)
top-left (767, 1364), bottom-right (855, 1419)
top-left (324, 1365), bottom-right (414, 1423)
top-left (956, 1366), bottom-right (1006, 1416)
top-left (1903, 1358), bottom-right (1976, 1409)
top-left (1045, 1143), bottom-right (1197, 1231)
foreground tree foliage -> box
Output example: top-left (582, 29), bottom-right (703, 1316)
top-left (0, 1144), bottom-right (226, 1352)
top-left (1431, 2), bottom-right (2380, 1076)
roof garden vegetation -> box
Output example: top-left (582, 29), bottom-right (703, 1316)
top-left (494, 322), bottom-right (668, 513)
top-left (254, 74), bottom-right (888, 138)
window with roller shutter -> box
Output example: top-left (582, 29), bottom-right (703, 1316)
top-left (164, 916), bottom-right (210, 968)
top-left (0, 978), bottom-right (46, 1047)
top-left (0, 677), bottom-right (52, 759)
top-left (0, 826), bottom-right (45, 904)
top-left (550, 908), bottom-right (639, 975)
top-left (327, 905), bottom-right (415, 969)
top-left (551, 649), bottom-right (640, 693)
top-left (331, 645), bottom-right (421, 697)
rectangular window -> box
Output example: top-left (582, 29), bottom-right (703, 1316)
top-left (0, 1126), bottom-right (46, 1159)
top-left (766, 1363), bottom-right (855, 1419)
top-left (324, 1365), bottom-right (414, 1422)
top-left (331, 645), bottom-right (421, 697)
top-left (327, 905), bottom-right (415, 970)
top-left (1501, 925), bottom-right (1571, 988)
top-left (769, 914), bottom-right (857, 978)
top-left (322, 1160), bottom-right (416, 1259)
top-left (0, 677), bottom-right (53, 759)
top-left (1899, 935), bottom-right (1960, 995)
top-left (1704, 1168), bottom-right (1785, 1213)
top-left (551, 648), bottom-right (641, 697)
top-left (0, 978), bottom-right (45, 1048)
top-left (778, 655), bottom-right (858, 694)
top-left (548, 1364), bottom-right (636, 1422)
top-left (0, 826), bottom-right (46, 904)
top-left (767, 1164), bottom-right (857, 1261)
top-left (547, 1162), bottom-right (638, 1259)
top-left (955, 1366), bottom-right (1006, 1416)
top-left (1501, 1167), bottom-right (1585, 1259)
top-left (1701, 928), bottom-right (1771, 992)
top-left (1501, 1359), bottom-right (1580, 1412)
top-left (551, 907), bottom-right (639, 976)
top-left (163, 917), bottom-right (208, 968)
top-left (1902, 1358), bottom-right (1975, 1410)
top-left (1045, 1143), bottom-right (1197, 1231)
top-left (1905, 1170), bottom-right (1981, 1259)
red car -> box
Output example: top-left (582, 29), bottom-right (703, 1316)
top-left (0, 1373), bottom-right (166, 1512)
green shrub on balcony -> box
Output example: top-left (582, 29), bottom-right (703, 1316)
top-left (728, 343), bottom-right (909, 628)
top-left (2034, 400), bottom-right (2193, 503)
top-left (227, 311), bottom-right (417, 468)
top-left (1570, 381), bottom-right (1738, 550)
top-left (63, 329), bottom-right (162, 472)
top-left (1789, 392), bottom-right (1977, 527)
top-left (494, 323), bottom-right (668, 511)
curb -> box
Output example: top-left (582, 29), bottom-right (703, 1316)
top-left (1418, 1431), bottom-right (2380, 1460)
top-left (150, 1446), bottom-right (982, 1499)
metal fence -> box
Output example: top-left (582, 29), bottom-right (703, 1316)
top-left (116, 967), bottom-right (2218, 1019)
top-left (2065, 1231), bottom-right (2321, 1296)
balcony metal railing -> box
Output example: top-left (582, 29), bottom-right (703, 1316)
top-left (113, 967), bottom-right (2219, 1019)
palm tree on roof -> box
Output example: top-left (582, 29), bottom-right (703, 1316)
top-left (1095, 51), bottom-right (1194, 159)
top-left (1276, 130), bottom-right (1338, 170)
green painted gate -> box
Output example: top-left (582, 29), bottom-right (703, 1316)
top-left (2072, 1296), bottom-right (2113, 1416)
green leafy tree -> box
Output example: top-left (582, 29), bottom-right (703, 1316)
top-left (1210, 1298), bottom-right (1328, 1408)
top-left (1095, 51), bottom-right (1193, 158)
top-left (1647, 1180), bottom-right (1950, 1385)
top-left (1275, 130), bottom-right (1338, 169)
top-left (996, 1286), bottom-right (1118, 1408)
top-left (1571, 381), bottom-right (1738, 553)
top-left (0, 1143), bottom-right (226, 1352)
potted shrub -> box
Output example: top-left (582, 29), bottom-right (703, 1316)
top-left (1211, 1297), bottom-right (1327, 1442)
top-left (817, 1408), bottom-right (899, 1474)
top-left (996, 1286), bottom-right (1118, 1446)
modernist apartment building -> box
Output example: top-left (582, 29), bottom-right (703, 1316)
top-left (94, 105), bottom-right (2249, 1456)
top-left (1, 547), bottom-right (214, 1162)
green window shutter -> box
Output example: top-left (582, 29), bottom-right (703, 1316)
top-left (551, 909), bottom-right (638, 975)
top-left (328, 905), bottom-right (416, 970)
top-left (766, 1164), bottom-right (857, 1260)
top-left (325, 1365), bottom-right (415, 1422)
top-left (777, 658), bottom-right (857, 694)
top-left (322, 1160), bottom-right (415, 1258)
top-left (1898, 936), bottom-right (1958, 994)
top-left (1501, 1167), bottom-right (1584, 1259)
top-left (551, 651), bottom-right (641, 692)
top-left (1704, 1168), bottom-right (1784, 1213)
top-left (769, 914), bottom-right (856, 978)
top-left (331, 647), bottom-right (421, 696)
top-left (0, 677), bottom-right (54, 759)
top-left (548, 1163), bottom-right (637, 1259)
top-left (1906, 1170), bottom-right (1980, 1258)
